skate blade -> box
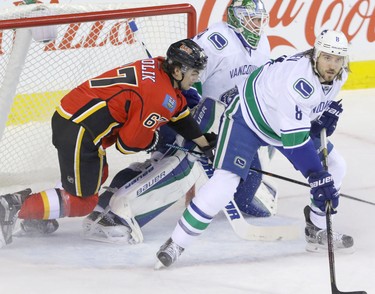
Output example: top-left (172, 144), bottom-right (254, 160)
top-left (82, 222), bottom-right (132, 244)
top-left (305, 243), bottom-right (355, 254)
top-left (82, 233), bottom-right (131, 244)
top-left (154, 260), bottom-right (166, 270)
top-left (0, 234), bottom-right (6, 249)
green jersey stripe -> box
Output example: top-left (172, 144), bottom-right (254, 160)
top-left (244, 68), bottom-right (281, 141)
top-left (281, 131), bottom-right (310, 147)
top-left (183, 209), bottom-right (210, 231)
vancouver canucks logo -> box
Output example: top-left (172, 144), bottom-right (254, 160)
top-left (208, 32), bottom-right (228, 50)
top-left (234, 156), bottom-right (246, 168)
top-left (293, 78), bottom-right (314, 99)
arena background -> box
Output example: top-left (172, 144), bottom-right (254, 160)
top-left (1, 0), bottom-right (374, 89)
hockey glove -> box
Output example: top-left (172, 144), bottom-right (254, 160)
top-left (182, 87), bottom-right (201, 109)
top-left (308, 170), bottom-right (339, 214)
top-left (310, 100), bottom-right (343, 137)
top-left (200, 132), bottom-right (217, 163)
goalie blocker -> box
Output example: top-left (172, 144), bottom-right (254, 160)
top-left (81, 97), bottom-right (279, 243)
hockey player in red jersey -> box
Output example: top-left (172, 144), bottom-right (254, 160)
top-left (0, 39), bottom-right (214, 248)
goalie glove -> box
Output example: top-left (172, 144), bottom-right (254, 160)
top-left (199, 132), bottom-right (217, 163)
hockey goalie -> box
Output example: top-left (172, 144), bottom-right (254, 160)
top-left (81, 96), bottom-right (278, 244)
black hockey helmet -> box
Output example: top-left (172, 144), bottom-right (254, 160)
top-left (166, 39), bottom-right (207, 72)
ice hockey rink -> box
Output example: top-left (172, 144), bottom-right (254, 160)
top-left (0, 88), bottom-right (374, 294)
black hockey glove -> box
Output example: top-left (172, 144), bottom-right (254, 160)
top-left (310, 100), bottom-right (343, 137)
top-left (308, 170), bottom-right (339, 214)
top-left (199, 132), bottom-right (217, 163)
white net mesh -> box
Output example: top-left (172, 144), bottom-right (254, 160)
top-left (0, 3), bottom-right (193, 193)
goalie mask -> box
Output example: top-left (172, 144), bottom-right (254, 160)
top-left (166, 39), bottom-right (208, 73)
top-left (227, 0), bottom-right (269, 49)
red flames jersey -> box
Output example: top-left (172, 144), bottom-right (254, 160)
top-left (56, 57), bottom-right (190, 153)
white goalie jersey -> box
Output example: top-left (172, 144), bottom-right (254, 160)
top-left (193, 21), bottom-right (270, 102)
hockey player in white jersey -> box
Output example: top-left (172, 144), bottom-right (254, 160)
top-left (189, 0), bottom-right (277, 217)
top-left (156, 29), bottom-right (354, 268)
top-left (77, 0), bottom-right (278, 243)
top-left (194, 2), bottom-right (270, 100)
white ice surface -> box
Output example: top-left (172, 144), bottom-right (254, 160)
top-left (0, 89), bottom-right (374, 294)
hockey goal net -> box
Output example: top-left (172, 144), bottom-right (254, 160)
top-left (0, 3), bottom-right (196, 194)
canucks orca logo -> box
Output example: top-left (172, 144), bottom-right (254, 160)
top-left (208, 32), bottom-right (228, 50)
top-left (293, 79), bottom-right (314, 99)
top-left (234, 156), bottom-right (246, 168)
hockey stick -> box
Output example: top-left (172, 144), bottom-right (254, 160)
top-left (166, 144), bottom-right (300, 240)
top-left (223, 198), bottom-right (300, 241)
top-left (165, 144), bottom-right (375, 206)
top-left (321, 129), bottom-right (367, 294)
top-left (190, 153), bottom-right (300, 241)
top-left (129, 20), bottom-right (152, 58)
top-left (250, 168), bottom-right (375, 206)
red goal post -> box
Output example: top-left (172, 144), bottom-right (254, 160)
top-left (0, 3), bottom-right (197, 193)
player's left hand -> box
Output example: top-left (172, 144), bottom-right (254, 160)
top-left (310, 100), bottom-right (343, 137)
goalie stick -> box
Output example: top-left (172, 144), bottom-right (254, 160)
top-left (223, 199), bottom-right (299, 241)
top-left (321, 129), bottom-right (367, 294)
top-left (193, 162), bottom-right (300, 241)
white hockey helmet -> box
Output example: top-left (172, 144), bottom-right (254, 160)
top-left (227, 0), bottom-right (269, 49)
top-left (313, 29), bottom-right (349, 64)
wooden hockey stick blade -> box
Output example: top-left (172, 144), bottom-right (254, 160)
top-left (223, 200), bottom-right (300, 241)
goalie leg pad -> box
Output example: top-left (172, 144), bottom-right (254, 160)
top-left (127, 154), bottom-right (201, 225)
top-left (97, 168), bottom-right (141, 209)
top-left (234, 150), bottom-right (278, 217)
top-left (236, 179), bottom-right (278, 217)
top-left (234, 152), bottom-right (262, 205)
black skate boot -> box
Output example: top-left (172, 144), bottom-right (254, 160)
top-left (0, 189), bottom-right (32, 247)
top-left (304, 205), bottom-right (354, 253)
top-left (20, 219), bottom-right (59, 235)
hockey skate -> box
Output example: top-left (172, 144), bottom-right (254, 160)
top-left (18, 219), bottom-right (59, 236)
top-left (0, 189), bottom-right (32, 247)
top-left (304, 206), bottom-right (354, 253)
top-left (155, 238), bottom-right (184, 269)
top-left (82, 210), bottom-right (132, 243)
